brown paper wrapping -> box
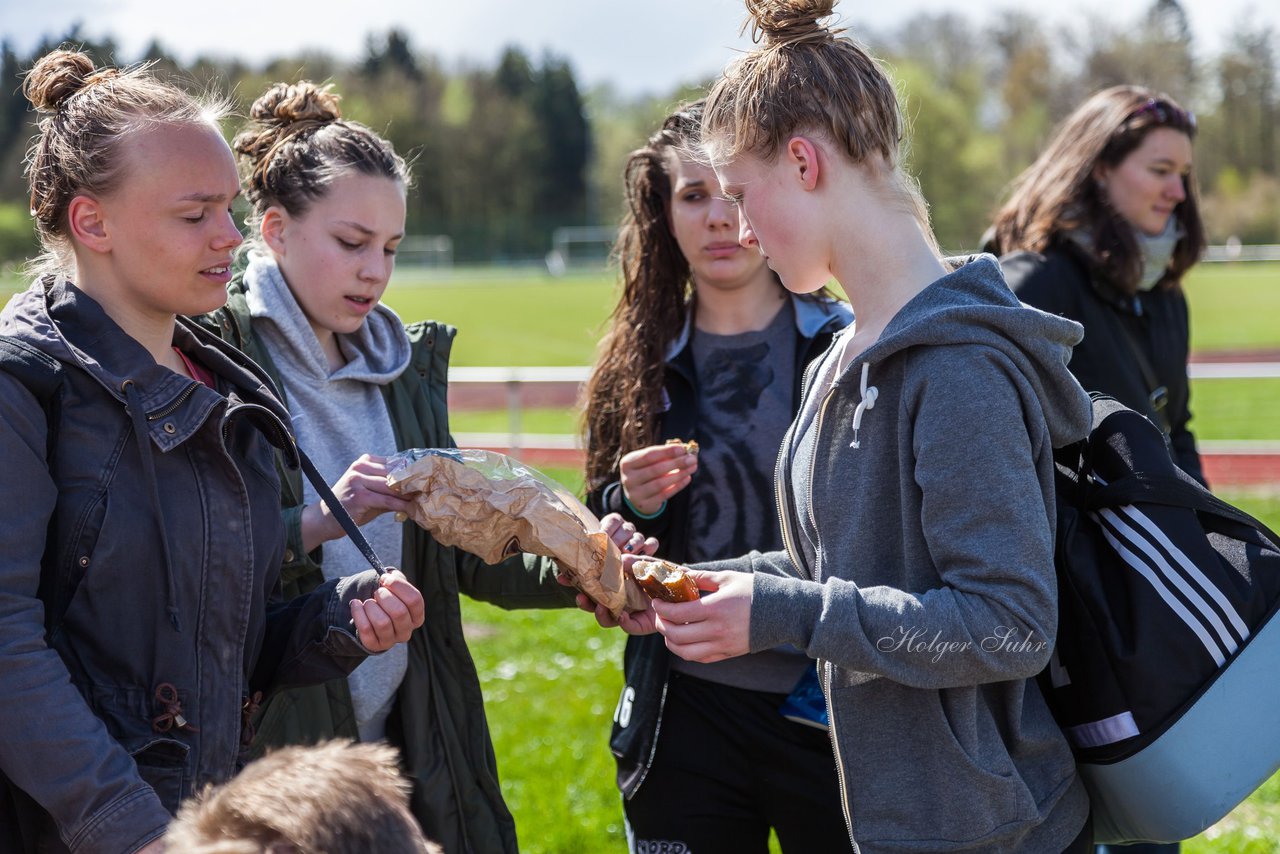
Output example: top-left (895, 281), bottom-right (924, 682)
top-left (386, 449), bottom-right (649, 618)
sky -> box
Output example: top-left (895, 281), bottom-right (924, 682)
top-left (3, 0), bottom-right (1274, 97)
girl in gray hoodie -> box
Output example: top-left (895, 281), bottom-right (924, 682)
top-left (594, 1), bottom-right (1096, 851)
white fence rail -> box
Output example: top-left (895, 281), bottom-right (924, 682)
top-left (448, 364), bottom-right (1280, 475)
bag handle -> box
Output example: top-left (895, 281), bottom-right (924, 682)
top-left (296, 447), bottom-right (390, 576)
top-left (1089, 472), bottom-right (1280, 550)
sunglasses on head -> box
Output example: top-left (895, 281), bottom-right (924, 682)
top-left (1124, 98), bottom-right (1197, 132)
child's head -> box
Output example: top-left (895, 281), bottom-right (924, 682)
top-left (233, 81), bottom-right (411, 234)
top-left (698, 0), bottom-right (936, 288)
top-left (617, 101), bottom-right (704, 304)
top-left (618, 100), bottom-right (774, 306)
top-left (164, 740), bottom-right (441, 854)
top-left (23, 49), bottom-right (240, 310)
top-left (702, 1), bottom-right (901, 173)
top-left (233, 82), bottom-right (410, 338)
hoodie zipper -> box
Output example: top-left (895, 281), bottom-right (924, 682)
top-left (773, 355), bottom-right (860, 851)
top-left (825, 659), bottom-right (859, 853)
top-left (804, 385), bottom-right (859, 853)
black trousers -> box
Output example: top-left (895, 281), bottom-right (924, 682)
top-left (623, 672), bottom-right (852, 854)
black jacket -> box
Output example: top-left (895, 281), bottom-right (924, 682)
top-left (0, 279), bottom-right (376, 854)
top-left (586, 294), bottom-right (851, 797)
top-left (1002, 243), bottom-right (1205, 485)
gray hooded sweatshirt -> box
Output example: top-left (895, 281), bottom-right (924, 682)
top-left (698, 256), bottom-right (1093, 852)
top-left (242, 255), bottom-right (411, 743)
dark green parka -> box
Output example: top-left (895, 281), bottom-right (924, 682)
top-left (200, 279), bottom-right (576, 854)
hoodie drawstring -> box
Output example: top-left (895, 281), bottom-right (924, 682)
top-left (850, 362), bottom-right (879, 449)
top-left (123, 380), bottom-right (182, 632)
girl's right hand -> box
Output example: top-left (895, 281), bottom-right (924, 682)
top-left (619, 443), bottom-right (698, 517)
top-left (300, 453), bottom-right (413, 552)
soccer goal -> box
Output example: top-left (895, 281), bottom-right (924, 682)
top-left (545, 226), bottom-right (616, 276)
top-left (396, 235), bottom-right (454, 268)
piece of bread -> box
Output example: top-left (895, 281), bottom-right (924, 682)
top-left (665, 438), bottom-right (699, 456)
top-left (630, 558), bottom-right (699, 603)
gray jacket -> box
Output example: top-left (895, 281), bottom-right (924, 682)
top-left (0, 279), bottom-right (378, 854)
top-left (700, 257), bottom-right (1093, 852)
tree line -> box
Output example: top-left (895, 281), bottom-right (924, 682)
top-left (0, 0), bottom-right (1276, 267)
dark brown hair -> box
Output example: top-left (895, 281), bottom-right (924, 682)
top-left (581, 102), bottom-right (704, 492)
top-left (233, 81), bottom-right (411, 239)
top-left (989, 85), bottom-right (1205, 293)
top-left (22, 48), bottom-right (227, 276)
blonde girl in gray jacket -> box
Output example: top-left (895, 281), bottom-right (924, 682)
top-left (587, 2), bottom-right (1097, 852)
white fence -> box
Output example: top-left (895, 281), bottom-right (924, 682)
top-left (448, 363), bottom-right (1280, 477)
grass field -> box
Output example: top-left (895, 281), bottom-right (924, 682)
top-left (2, 260), bottom-right (1276, 361)
top-left (3, 261), bottom-right (1279, 851)
top-left (375, 261), bottom-right (1280, 365)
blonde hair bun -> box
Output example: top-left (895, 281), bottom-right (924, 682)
top-left (249, 80), bottom-right (342, 127)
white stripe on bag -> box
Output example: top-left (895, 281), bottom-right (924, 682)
top-left (1099, 506), bottom-right (1247, 657)
top-left (1067, 711), bottom-right (1141, 748)
top-left (1115, 502), bottom-right (1251, 644)
top-left (1093, 510), bottom-right (1228, 666)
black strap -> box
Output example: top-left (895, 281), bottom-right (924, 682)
top-left (296, 447), bottom-right (389, 575)
top-left (1114, 313), bottom-right (1170, 433)
top-left (1089, 471), bottom-right (1280, 550)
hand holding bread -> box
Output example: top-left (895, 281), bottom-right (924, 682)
top-left (619, 441), bottom-right (699, 517)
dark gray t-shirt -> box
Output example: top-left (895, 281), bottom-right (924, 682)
top-left (672, 300), bottom-right (809, 692)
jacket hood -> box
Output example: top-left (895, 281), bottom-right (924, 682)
top-left (243, 254), bottom-right (411, 387)
top-left (841, 254), bottom-right (1091, 448)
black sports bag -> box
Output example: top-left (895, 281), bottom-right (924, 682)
top-left (1044, 394), bottom-right (1280, 842)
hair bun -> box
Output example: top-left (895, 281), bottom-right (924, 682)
top-left (746, 0), bottom-right (838, 47)
top-left (23, 49), bottom-right (100, 112)
top-left (249, 81), bottom-right (342, 127)
top-left (235, 81), bottom-right (342, 168)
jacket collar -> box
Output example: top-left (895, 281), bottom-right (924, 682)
top-left (6, 277), bottom-right (295, 456)
top-left (665, 292), bottom-right (852, 362)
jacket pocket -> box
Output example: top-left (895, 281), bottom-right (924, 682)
top-left (834, 681), bottom-right (1040, 846)
top-left (122, 735), bottom-right (190, 815)
top-left (45, 489), bottom-right (109, 638)
top-left (83, 684), bottom-right (194, 814)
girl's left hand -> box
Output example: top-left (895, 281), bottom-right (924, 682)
top-left (600, 511), bottom-right (660, 556)
top-left (350, 569), bottom-right (426, 651)
top-left (652, 569), bottom-right (753, 663)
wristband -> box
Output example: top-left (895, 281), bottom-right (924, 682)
top-left (624, 493), bottom-right (666, 520)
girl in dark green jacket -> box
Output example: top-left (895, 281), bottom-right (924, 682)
top-left (205, 79), bottom-right (647, 854)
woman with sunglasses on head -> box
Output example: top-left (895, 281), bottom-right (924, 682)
top-left (0, 51), bottom-right (423, 854)
top-left (990, 86), bottom-right (1207, 493)
top-left (582, 100), bottom-right (853, 854)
